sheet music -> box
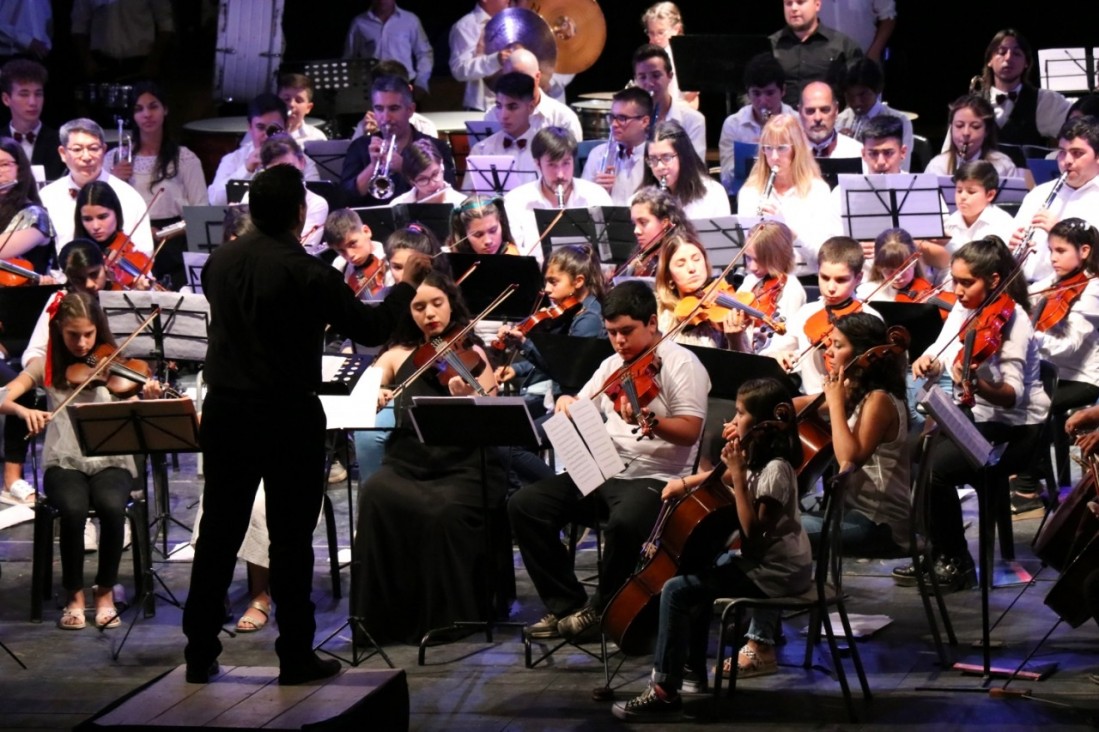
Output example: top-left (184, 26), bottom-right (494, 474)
top-left (568, 399), bottom-right (626, 479)
top-left (916, 384), bottom-right (994, 469)
top-left (319, 364), bottom-right (381, 430)
top-left (543, 398), bottom-right (624, 496)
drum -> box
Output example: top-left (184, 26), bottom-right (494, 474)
top-left (571, 99), bottom-right (612, 140)
top-left (422, 111), bottom-right (488, 180)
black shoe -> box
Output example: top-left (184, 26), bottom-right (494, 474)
top-left (525, 612), bottom-right (560, 640)
top-left (278, 655), bottom-right (341, 686)
top-left (891, 556), bottom-right (928, 587)
top-left (680, 667), bottom-right (709, 695)
top-left (612, 685), bottom-right (682, 721)
top-left (1010, 491), bottom-right (1046, 515)
top-left (185, 660), bottom-right (219, 684)
top-left (933, 554), bottom-right (977, 592)
top-left (558, 605), bottom-right (601, 642)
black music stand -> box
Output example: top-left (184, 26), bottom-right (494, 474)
top-left (527, 333), bottom-right (613, 395)
top-left (818, 157), bottom-right (864, 190)
top-left (288, 58), bottom-right (375, 138)
top-left (692, 215), bottom-right (759, 271)
top-left (70, 398), bottom-right (200, 660)
top-left (873, 302), bottom-right (946, 362)
top-left (402, 202), bottom-right (455, 243)
top-left (225, 179), bottom-right (251, 204)
top-left (354, 205), bottom-right (402, 246)
top-left (304, 139), bottom-right (352, 184)
top-left (837, 173), bottom-right (946, 240)
top-left (407, 396), bottom-right (539, 663)
top-left (464, 155), bottom-right (536, 195)
top-left (587, 206), bottom-right (636, 265)
top-left (182, 205), bottom-right (230, 253)
top-left (682, 344), bottom-right (797, 400)
top-left (442, 253), bottom-right (542, 320)
top-left (182, 252), bottom-right (209, 293)
top-left (669, 35), bottom-right (772, 117)
top-left (533, 207), bottom-right (601, 263)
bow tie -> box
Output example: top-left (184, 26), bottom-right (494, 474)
top-left (995, 91), bottom-right (1019, 105)
top-left (503, 137), bottom-right (527, 150)
top-left (68, 187), bottom-right (80, 199)
top-left (618, 144), bottom-right (633, 158)
top-left (13, 130), bottom-right (35, 144)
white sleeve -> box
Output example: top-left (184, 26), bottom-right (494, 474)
top-left (448, 19), bottom-right (501, 82)
top-left (985, 309), bottom-right (1029, 406)
top-left (411, 18), bottom-right (434, 91)
top-left (179, 149), bottom-right (209, 206)
top-left (207, 149), bottom-right (248, 207)
top-left (1037, 89), bottom-right (1073, 140)
top-left (718, 115), bottom-right (736, 189)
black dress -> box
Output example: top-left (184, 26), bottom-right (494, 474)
top-left (352, 352), bottom-right (509, 644)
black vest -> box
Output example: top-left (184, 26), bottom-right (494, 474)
top-left (998, 85), bottom-right (1043, 147)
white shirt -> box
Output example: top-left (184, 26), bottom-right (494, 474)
top-left (70, 0), bottom-right (174, 60)
top-left (503, 177), bottom-right (613, 263)
top-left (469, 127), bottom-right (537, 181)
top-left (739, 178), bottom-right (837, 268)
top-left (818, 0), bottom-right (896, 54)
top-left (1029, 274), bottom-right (1099, 386)
top-left (389, 185), bottom-right (466, 207)
top-left (576, 338), bottom-right (710, 482)
top-left (105, 146), bottom-right (208, 219)
top-left (292, 123), bottom-right (328, 144)
top-left (580, 141), bottom-right (647, 206)
top-left (343, 6), bottom-right (434, 92)
top-left (774, 298), bottom-right (882, 394)
top-left (40, 170), bottom-right (153, 257)
top-left (448, 5), bottom-right (501, 111)
top-left (682, 177), bottom-right (732, 220)
top-left (989, 84), bottom-right (1073, 140)
top-left (485, 92), bottom-right (583, 142)
top-left (0, 0), bottom-right (52, 55)
top-left (207, 139), bottom-right (321, 206)
top-left (665, 100), bottom-right (707, 161)
top-left (943, 204), bottom-right (1015, 258)
top-left (835, 97), bottom-right (913, 172)
top-left (1012, 173), bottom-right (1099, 283)
top-left (718, 103), bottom-right (797, 188)
top-left (922, 301), bottom-right (1049, 425)
top-left (241, 188), bottom-right (327, 252)
top-left (821, 132), bottom-right (865, 159)
top-left (924, 149), bottom-right (1018, 180)
top-left (740, 273), bottom-right (808, 354)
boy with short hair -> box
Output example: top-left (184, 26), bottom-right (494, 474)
top-left (324, 208), bottom-right (386, 300)
top-left (768, 236), bottom-right (881, 394)
top-left (469, 72), bottom-right (538, 182)
top-left (631, 44), bottom-right (706, 159)
top-left (860, 114), bottom-right (907, 175)
top-left (0, 58), bottom-right (63, 180)
top-left (581, 86), bottom-right (653, 205)
top-left (835, 58), bottom-right (913, 171)
top-left (277, 73), bottom-right (327, 143)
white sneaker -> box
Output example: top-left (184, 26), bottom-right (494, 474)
top-left (0, 479), bottom-right (35, 506)
top-left (84, 519), bottom-right (98, 553)
top-left (327, 459), bottom-right (348, 484)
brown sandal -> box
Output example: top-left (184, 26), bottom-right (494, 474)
top-left (235, 601), bottom-right (270, 633)
top-left (718, 645), bottom-right (779, 679)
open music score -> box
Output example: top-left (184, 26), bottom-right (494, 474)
top-left (916, 384), bottom-right (996, 469)
top-left (318, 355), bottom-right (381, 430)
top-left (543, 398), bottom-right (624, 495)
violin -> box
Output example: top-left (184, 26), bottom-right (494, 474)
top-left (954, 292), bottom-right (1016, 407)
top-left (490, 296), bottom-right (581, 351)
top-left (895, 276), bottom-right (957, 318)
top-left (790, 297), bottom-right (863, 373)
top-left (347, 255), bottom-right (387, 299)
top-left (673, 279), bottom-right (786, 335)
top-left (410, 326), bottom-right (489, 396)
top-left (0, 257), bottom-right (40, 287)
top-left (1030, 268), bottom-right (1092, 332)
top-left (599, 351), bottom-right (662, 439)
top-left (613, 221), bottom-right (674, 280)
top-left (104, 232), bottom-right (156, 289)
top-left (601, 402), bottom-right (797, 655)
top-left (752, 274), bottom-right (786, 320)
top-left (64, 343), bottom-right (179, 398)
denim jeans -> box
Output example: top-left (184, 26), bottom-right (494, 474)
top-left (352, 405), bottom-right (395, 484)
top-left (802, 508), bottom-right (897, 556)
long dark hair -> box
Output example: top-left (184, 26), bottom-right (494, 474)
top-left (130, 81), bottom-right (182, 191)
top-left (74, 181), bottom-right (124, 241)
top-left (944, 94), bottom-right (999, 174)
top-left (1049, 218), bottom-right (1099, 276)
top-left (0, 136), bottom-right (41, 228)
top-left (49, 290), bottom-right (116, 387)
top-left (640, 120), bottom-right (709, 206)
top-left (389, 270), bottom-right (476, 349)
top-left (736, 378), bottom-right (802, 471)
top-left (833, 313), bottom-right (908, 413)
top-left (953, 235), bottom-right (1029, 313)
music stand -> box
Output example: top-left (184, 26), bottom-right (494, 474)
top-left (464, 154), bottom-right (536, 195)
top-left (464, 120), bottom-right (500, 144)
top-left (226, 179), bottom-right (251, 204)
top-left (354, 205), bottom-right (403, 246)
top-left (70, 398), bottom-right (200, 660)
top-left (402, 202), bottom-right (455, 243)
top-left (682, 345), bottom-right (796, 400)
top-left (1026, 158), bottom-right (1061, 187)
top-left (818, 157), bottom-right (864, 190)
top-left (1037, 47), bottom-right (1099, 94)
top-left (0, 285), bottom-right (63, 358)
top-left (669, 35), bottom-right (772, 117)
top-left (692, 215), bottom-right (759, 270)
top-left (182, 205), bottom-right (230, 253)
top-left (407, 396), bottom-right (538, 662)
top-left (182, 252), bottom-right (210, 294)
top-left (304, 139), bottom-right (352, 184)
top-left (837, 173), bottom-right (946, 240)
top-left (442, 252), bottom-right (543, 320)
top-left (873, 302), bottom-right (946, 360)
top-left (533, 207), bottom-right (600, 262)
top-left (294, 58), bottom-right (375, 138)
top-left (589, 206), bottom-right (636, 265)
top-left (528, 333), bottom-right (613, 395)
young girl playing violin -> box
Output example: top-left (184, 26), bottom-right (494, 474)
top-left (611, 377), bottom-right (810, 721)
top-left (74, 181), bottom-right (153, 291)
top-left (1012, 218), bottom-right (1099, 511)
top-left (352, 270), bottom-right (505, 644)
top-left (898, 236), bottom-right (1050, 590)
top-left (446, 194), bottom-right (519, 255)
top-left (807, 313), bottom-right (910, 555)
top-left (0, 291), bottom-right (163, 630)
top-left (857, 228), bottom-right (943, 304)
top-left (654, 235), bottom-right (738, 349)
top-left (925, 161), bottom-right (1015, 278)
top-left (727, 221), bottom-right (806, 354)
top-left (624, 186), bottom-right (699, 278)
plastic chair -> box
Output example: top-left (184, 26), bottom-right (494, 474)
top-left (711, 469), bottom-right (871, 722)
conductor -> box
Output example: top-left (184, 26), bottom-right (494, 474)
top-left (182, 165), bottom-right (428, 684)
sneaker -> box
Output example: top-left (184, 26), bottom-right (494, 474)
top-left (680, 667), bottom-right (709, 695)
top-left (612, 685), bottom-right (682, 722)
top-left (525, 612), bottom-right (560, 640)
top-left (557, 604), bottom-right (600, 642)
top-left (0, 479), bottom-right (35, 506)
top-left (933, 553), bottom-right (976, 592)
top-left (327, 459), bottom-right (348, 484)
top-left (84, 519), bottom-right (98, 554)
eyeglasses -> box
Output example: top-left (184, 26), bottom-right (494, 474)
top-left (760, 144), bottom-right (792, 155)
top-left (65, 144), bottom-right (105, 156)
top-left (604, 113), bottom-right (645, 125)
top-left (645, 153), bottom-right (678, 167)
top-left (413, 168), bottom-right (444, 187)
top-left (0, 160), bottom-right (16, 169)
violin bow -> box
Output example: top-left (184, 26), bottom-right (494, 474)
top-left (612, 220), bottom-right (675, 280)
top-left (862, 248), bottom-right (923, 303)
top-left (29, 307), bottom-right (161, 437)
top-left (106, 189), bottom-right (163, 269)
top-left (387, 283), bottom-right (519, 403)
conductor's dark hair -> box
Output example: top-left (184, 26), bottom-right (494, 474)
top-left (248, 165), bottom-right (306, 235)
top-left (247, 93), bottom-right (287, 124)
top-left (495, 71), bottom-right (535, 101)
top-left (744, 52), bottom-right (785, 90)
top-left (603, 280), bottom-right (657, 323)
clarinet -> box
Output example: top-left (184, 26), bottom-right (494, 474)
top-left (1015, 170), bottom-right (1069, 257)
top-left (757, 167), bottom-right (778, 216)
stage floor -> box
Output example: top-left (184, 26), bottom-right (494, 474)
top-left (1, 452), bottom-right (1098, 731)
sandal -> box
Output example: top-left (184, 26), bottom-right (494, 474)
top-left (235, 600), bottom-right (270, 633)
top-left (58, 608), bottom-right (86, 630)
top-left (718, 645), bottom-right (778, 679)
top-left (95, 608), bottom-right (121, 630)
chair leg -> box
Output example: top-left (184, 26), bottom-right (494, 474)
top-left (1053, 413), bottom-right (1071, 490)
top-left (803, 607), bottom-right (821, 669)
top-left (30, 506), bottom-right (54, 623)
top-left (322, 492), bottom-right (341, 600)
top-left (990, 476), bottom-right (1015, 561)
top-left (819, 602), bottom-right (857, 723)
top-left (835, 603), bottom-right (872, 702)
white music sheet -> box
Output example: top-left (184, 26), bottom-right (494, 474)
top-left (319, 363), bottom-right (381, 430)
top-left (543, 398), bottom-right (625, 496)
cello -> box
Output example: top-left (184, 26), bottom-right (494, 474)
top-left (601, 403), bottom-right (797, 656)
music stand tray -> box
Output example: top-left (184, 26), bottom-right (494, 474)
top-left (464, 155), bottom-right (536, 195)
top-left (1037, 47), bottom-right (1098, 94)
top-left (182, 205), bottom-right (230, 253)
top-left (304, 139), bottom-right (352, 184)
top-left (837, 173), bottom-right (946, 240)
top-left (98, 291), bottom-right (211, 363)
top-left (442, 253), bottom-right (543, 321)
top-left (182, 252), bottom-right (209, 294)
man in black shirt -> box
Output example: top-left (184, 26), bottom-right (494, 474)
top-left (182, 165), bottom-right (428, 685)
top-left (770, 0), bottom-right (863, 107)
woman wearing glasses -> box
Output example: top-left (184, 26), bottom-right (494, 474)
top-left (390, 139), bottom-right (465, 206)
top-left (738, 114), bottom-right (837, 268)
top-left (638, 120), bottom-right (730, 220)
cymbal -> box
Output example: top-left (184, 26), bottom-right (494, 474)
top-left (530, 0), bottom-right (606, 75)
top-left (483, 7), bottom-right (557, 74)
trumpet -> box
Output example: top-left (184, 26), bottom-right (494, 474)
top-left (757, 167), bottom-right (778, 216)
top-left (555, 183), bottom-right (565, 208)
top-left (368, 126), bottom-right (397, 200)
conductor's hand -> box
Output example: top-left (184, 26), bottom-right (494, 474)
top-left (399, 252), bottom-right (432, 286)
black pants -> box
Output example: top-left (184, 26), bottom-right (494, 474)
top-left (1014, 380), bottom-right (1099, 489)
top-left (508, 474), bottom-right (663, 616)
top-left (44, 466), bottom-right (131, 591)
top-left (182, 389), bottom-right (326, 668)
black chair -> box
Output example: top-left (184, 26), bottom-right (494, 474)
top-left (711, 469), bottom-right (871, 722)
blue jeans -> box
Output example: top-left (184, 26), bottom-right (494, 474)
top-left (802, 508), bottom-right (897, 556)
top-left (650, 551), bottom-right (770, 692)
top-left (352, 406), bottom-right (395, 484)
